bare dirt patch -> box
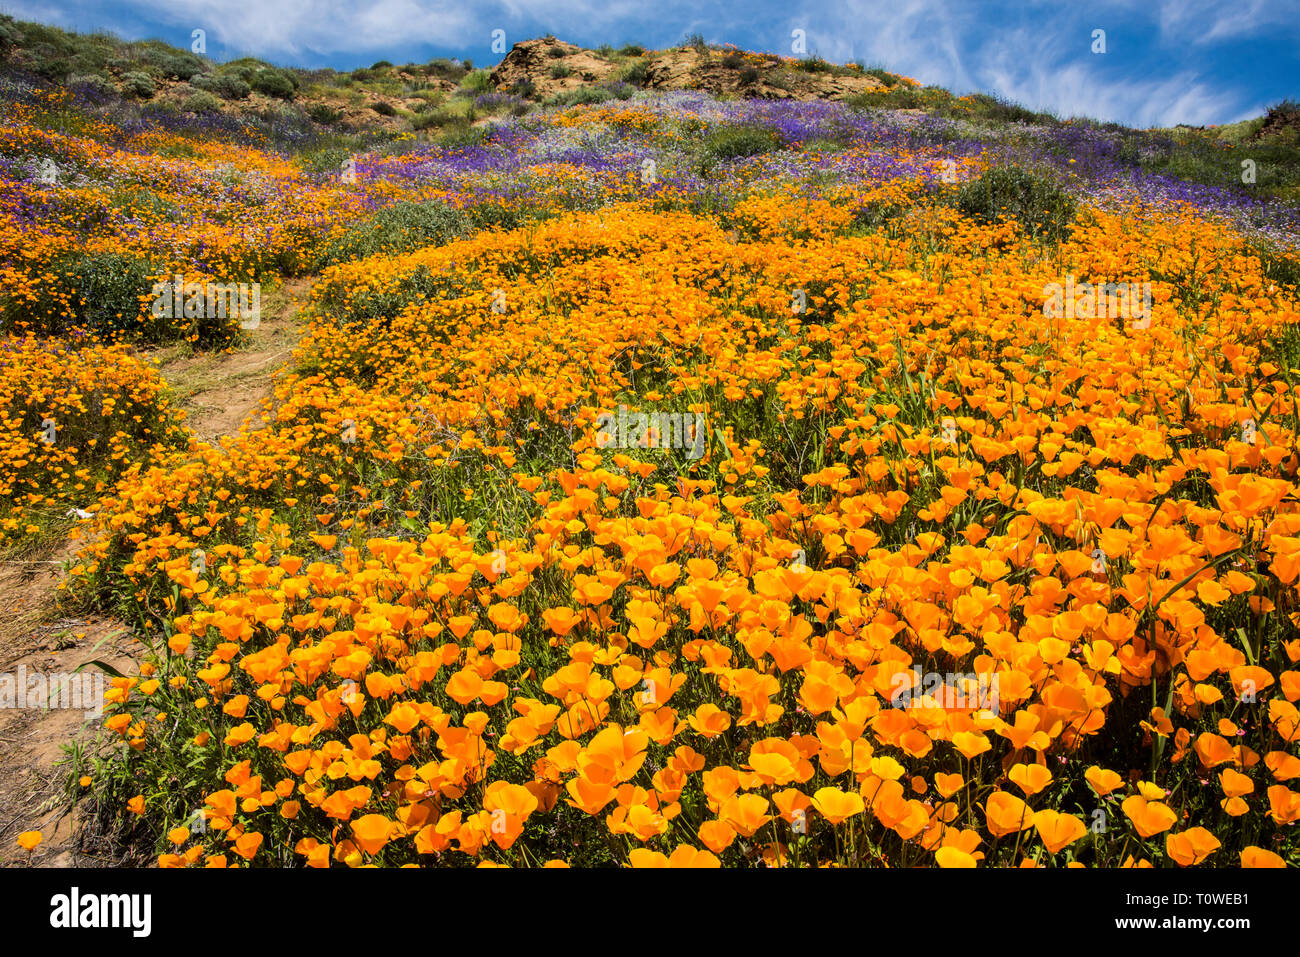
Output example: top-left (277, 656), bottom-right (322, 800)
top-left (0, 277), bottom-right (313, 866)
top-left (149, 277), bottom-right (313, 444)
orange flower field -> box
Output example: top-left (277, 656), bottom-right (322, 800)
top-left (4, 71), bottom-right (1300, 869)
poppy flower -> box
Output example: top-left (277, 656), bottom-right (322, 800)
top-left (1165, 828), bottom-right (1221, 866)
top-left (984, 791), bottom-right (1032, 838)
top-left (1121, 796), bottom-right (1178, 838)
top-left (810, 787), bottom-right (865, 825)
top-left (1033, 810), bottom-right (1085, 855)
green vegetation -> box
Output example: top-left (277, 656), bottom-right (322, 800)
top-left (954, 165), bottom-right (1077, 244)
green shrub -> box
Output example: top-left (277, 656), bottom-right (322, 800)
top-left (29, 43), bottom-right (73, 81)
top-left (370, 59), bottom-right (393, 70)
top-left (0, 16), bottom-right (24, 57)
top-left (425, 58), bottom-right (465, 78)
top-left (250, 68), bottom-right (295, 99)
top-left (182, 91), bottom-right (223, 114)
top-left (547, 46), bottom-right (568, 59)
top-left (69, 73), bottom-right (114, 96)
top-left (847, 84), bottom-right (952, 112)
top-left (619, 44), bottom-right (644, 57)
top-left (312, 200), bottom-right (472, 269)
top-left (863, 66), bottom-right (896, 88)
top-left (549, 85), bottom-right (619, 107)
top-left (796, 56), bottom-right (832, 73)
top-left (308, 103), bottom-right (343, 124)
top-left (619, 60), bottom-right (648, 85)
top-left (153, 51), bottom-right (205, 80)
top-left (549, 63), bottom-right (572, 79)
top-left (738, 66), bottom-right (758, 85)
top-left (458, 69), bottom-right (491, 94)
top-left (372, 101), bottom-right (397, 116)
top-left (954, 165), bottom-right (1076, 243)
top-left (721, 52), bottom-right (744, 69)
top-left (189, 72), bottom-right (250, 100)
top-left (963, 93), bottom-right (1053, 125)
top-left (121, 71), bottom-right (156, 99)
top-left (699, 123), bottom-right (782, 170)
top-left (437, 122), bottom-right (487, 150)
top-left (412, 108), bottom-right (456, 131)
top-left (1, 252), bottom-right (157, 340)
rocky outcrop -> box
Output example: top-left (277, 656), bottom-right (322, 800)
top-left (490, 38), bottom-right (889, 102)
top-left (489, 36), bottom-right (620, 99)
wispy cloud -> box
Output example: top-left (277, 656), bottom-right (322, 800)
top-left (3, 0), bottom-right (1295, 125)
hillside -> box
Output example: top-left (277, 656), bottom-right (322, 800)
top-left (2, 15), bottom-right (1298, 207)
top-left (2, 13), bottom-right (1300, 873)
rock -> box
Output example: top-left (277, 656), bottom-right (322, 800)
top-left (490, 37), bottom-right (888, 103)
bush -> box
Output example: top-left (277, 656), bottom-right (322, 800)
top-left (549, 63), bottom-right (572, 79)
top-left (721, 52), bottom-right (744, 69)
top-left (154, 52), bottom-right (205, 80)
top-left (683, 33), bottom-right (707, 52)
top-left (796, 56), bottom-right (832, 73)
top-left (120, 71), bottom-right (156, 99)
top-left (963, 93), bottom-right (1053, 126)
top-left (30, 45), bottom-right (73, 82)
top-left (411, 108), bottom-right (456, 131)
top-left (181, 91), bottom-right (223, 114)
top-left (619, 44), bottom-right (644, 57)
top-left (370, 60), bottom-right (393, 70)
top-left (863, 66), bottom-right (897, 88)
top-left (437, 122), bottom-right (487, 150)
top-left (1, 251), bottom-right (157, 340)
top-left (699, 123), bottom-right (782, 170)
top-left (738, 66), bottom-right (759, 85)
top-left (190, 72), bottom-right (251, 100)
top-left (69, 73), bottom-right (114, 97)
top-left (312, 200), bottom-right (472, 269)
top-left (458, 69), bottom-right (491, 95)
top-left (0, 16), bottom-right (24, 57)
top-left (372, 101), bottom-right (397, 116)
top-left (250, 68), bottom-right (295, 99)
top-left (547, 46), bottom-right (567, 59)
top-left (548, 85), bottom-right (623, 107)
top-left (620, 60), bottom-right (649, 86)
top-left (307, 103), bottom-right (343, 124)
top-left (954, 165), bottom-right (1076, 243)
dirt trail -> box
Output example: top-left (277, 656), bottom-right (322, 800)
top-left (151, 277), bottom-right (315, 443)
top-left (0, 277), bottom-right (313, 866)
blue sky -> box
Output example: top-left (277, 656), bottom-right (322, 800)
top-left (5, 0), bottom-right (1298, 127)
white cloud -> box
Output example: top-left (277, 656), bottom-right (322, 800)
top-left (94, 0), bottom-right (477, 58)
top-left (1155, 0), bottom-right (1299, 45)
top-left (791, 0), bottom-right (1265, 125)
top-left (5, 0), bottom-right (1284, 124)
top-left (792, 0), bottom-right (978, 90)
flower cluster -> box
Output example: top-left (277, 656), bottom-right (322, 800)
top-left (5, 77), bottom-right (1298, 868)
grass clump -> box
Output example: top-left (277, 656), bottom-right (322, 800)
top-left (954, 165), bottom-right (1077, 244)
